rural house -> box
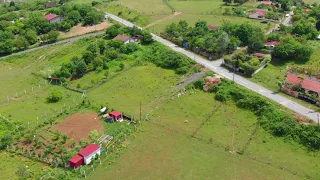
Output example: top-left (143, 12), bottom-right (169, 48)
top-left (44, 13), bottom-right (64, 24)
top-left (264, 41), bottom-right (281, 49)
top-left (69, 144), bottom-right (101, 168)
top-left (113, 35), bottom-right (138, 44)
top-left (260, 1), bottom-right (273, 6)
top-left (208, 25), bottom-right (218, 31)
top-left (252, 53), bottom-right (268, 59)
top-left (45, 1), bottom-right (59, 8)
top-left (249, 9), bottom-right (268, 19)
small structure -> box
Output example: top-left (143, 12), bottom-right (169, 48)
top-left (100, 107), bottom-right (107, 114)
top-left (113, 35), bottom-right (131, 44)
top-left (45, 1), bottom-right (59, 8)
top-left (203, 76), bottom-right (221, 91)
top-left (69, 144), bottom-right (101, 168)
top-left (252, 53), bottom-right (268, 59)
top-left (265, 41), bottom-right (281, 49)
top-left (44, 13), bottom-right (64, 24)
top-left (249, 10), bottom-right (267, 19)
top-left (208, 25), bottom-right (218, 31)
top-left (260, 1), bottom-right (273, 6)
top-left (109, 111), bottom-right (123, 122)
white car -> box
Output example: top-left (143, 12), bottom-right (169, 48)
top-left (285, 14), bottom-right (289, 17)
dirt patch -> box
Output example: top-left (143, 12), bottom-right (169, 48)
top-left (60, 21), bottom-right (111, 39)
top-left (51, 112), bottom-right (103, 141)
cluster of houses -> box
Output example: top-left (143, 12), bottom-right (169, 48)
top-left (248, 1), bottom-right (279, 21)
top-left (282, 74), bottom-right (320, 106)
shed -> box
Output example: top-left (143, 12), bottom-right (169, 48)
top-left (208, 25), bottom-right (218, 31)
top-left (69, 154), bottom-right (84, 168)
top-left (44, 13), bottom-right (64, 24)
top-left (261, 1), bottom-right (272, 5)
top-left (265, 41), bottom-right (281, 48)
top-left (252, 53), bottom-right (268, 59)
top-left (113, 35), bottom-right (131, 44)
top-left (78, 144), bottom-right (101, 165)
top-left (45, 1), bottom-right (59, 8)
top-left (109, 111), bottom-right (123, 122)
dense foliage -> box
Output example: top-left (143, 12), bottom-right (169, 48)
top-left (199, 79), bottom-right (320, 150)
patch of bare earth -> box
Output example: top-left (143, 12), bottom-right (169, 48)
top-left (51, 112), bottom-right (103, 142)
top-left (143, 12), bottom-right (182, 29)
top-left (60, 21), bottom-right (112, 39)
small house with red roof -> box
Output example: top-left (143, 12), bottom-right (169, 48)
top-left (109, 111), bottom-right (123, 122)
top-left (265, 41), bottom-right (281, 49)
top-left (252, 53), bottom-right (268, 59)
top-left (113, 35), bottom-right (138, 44)
top-left (261, 1), bottom-right (273, 6)
top-left (249, 9), bottom-right (268, 19)
top-left (69, 144), bottom-right (101, 168)
top-left (44, 13), bottom-right (63, 24)
top-left (208, 25), bottom-right (218, 31)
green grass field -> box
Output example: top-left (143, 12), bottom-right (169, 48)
top-left (88, 90), bottom-right (320, 179)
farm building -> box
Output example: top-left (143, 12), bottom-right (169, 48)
top-left (44, 13), bottom-right (64, 24)
top-left (283, 75), bottom-right (320, 97)
top-left (109, 111), bottom-right (123, 122)
top-left (69, 144), bottom-right (101, 168)
top-left (252, 53), bottom-right (268, 59)
top-left (113, 35), bottom-right (138, 44)
top-left (265, 41), bottom-right (281, 48)
top-left (249, 10), bottom-right (267, 19)
top-left (208, 25), bottom-right (218, 31)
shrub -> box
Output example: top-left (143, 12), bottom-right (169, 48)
top-left (46, 90), bottom-right (63, 103)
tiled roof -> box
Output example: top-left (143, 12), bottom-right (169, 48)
top-left (113, 35), bottom-right (130, 41)
top-left (44, 13), bottom-right (58, 20)
top-left (285, 75), bottom-right (320, 93)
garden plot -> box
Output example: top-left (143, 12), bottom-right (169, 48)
top-left (51, 112), bottom-right (104, 142)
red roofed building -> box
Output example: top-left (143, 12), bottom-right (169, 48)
top-left (285, 75), bottom-right (320, 95)
top-left (69, 154), bottom-right (83, 168)
top-left (44, 13), bottom-right (63, 24)
top-left (208, 25), bottom-right (218, 31)
top-left (265, 41), bottom-right (281, 49)
top-left (109, 111), bottom-right (123, 122)
top-left (69, 144), bottom-right (101, 168)
top-left (261, 1), bottom-right (273, 5)
top-left (249, 10), bottom-right (267, 19)
top-left (252, 53), bottom-right (268, 59)
top-left (113, 35), bottom-right (133, 44)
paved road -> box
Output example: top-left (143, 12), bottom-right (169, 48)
top-left (0, 31), bottom-right (105, 60)
top-left (105, 12), bottom-right (319, 122)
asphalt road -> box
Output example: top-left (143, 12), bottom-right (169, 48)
top-left (105, 12), bottom-right (319, 122)
top-left (0, 31), bottom-right (105, 60)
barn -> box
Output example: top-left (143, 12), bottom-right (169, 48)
top-left (69, 144), bottom-right (101, 168)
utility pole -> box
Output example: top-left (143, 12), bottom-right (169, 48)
top-left (140, 101), bottom-right (142, 121)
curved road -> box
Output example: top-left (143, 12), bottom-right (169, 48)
top-left (105, 12), bottom-right (319, 122)
top-left (0, 31), bottom-right (105, 60)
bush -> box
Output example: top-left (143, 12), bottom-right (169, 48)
top-left (46, 90), bottom-right (63, 103)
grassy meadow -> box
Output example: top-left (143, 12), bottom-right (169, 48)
top-left (88, 90), bottom-right (320, 179)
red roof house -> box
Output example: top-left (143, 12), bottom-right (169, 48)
top-left (261, 1), bottom-right (273, 5)
top-left (44, 13), bottom-right (64, 24)
top-left (265, 41), bottom-right (281, 47)
top-left (252, 53), bottom-right (268, 59)
top-left (44, 13), bottom-right (57, 21)
top-left (109, 111), bottom-right (123, 122)
top-left (69, 154), bottom-right (84, 168)
top-left (208, 25), bottom-right (218, 31)
top-left (69, 144), bottom-right (101, 168)
top-left (113, 35), bottom-right (131, 43)
top-left (285, 75), bottom-right (320, 94)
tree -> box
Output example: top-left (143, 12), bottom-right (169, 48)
top-left (92, 57), bottom-right (103, 70)
top-left (119, 43), bottom-right (139, 54)
top-left (46, 90), bottom-right (63, 103)
top-left (234, 0), bottom-right (248, 5)
top-left (281, 3), bottom-right (289, 11)
top-left (47, 30), bottom-right (60, 43)
top-left (223, 0), bottom-right (232, 5)
top-left (0, 40), bottom-right (13, 55)
top-left (292, 20), bottom-right (318, 40)
top-left (13, 36), bottom-right (29, 51)
top-left (82, 51), bottom-right (96, 64)
top-left (73, 59), bottom-right (87, 75)
top-left (316, 21), bottom-right (320, 31)
top-left (0, 134), bottom-right (12, 150)
top-left (105, 26), bottom-right (119, 39)
top-left (89, 130), bottom-right (99, 142)
top-left (16, 166), bottom-right (30, 180)
top-left (24, 13), bottom-right (52, 34)
top-left (141, 30), bottom-right (153, 44)
top-left (87, 43), bottom-right (99, 55)
top-left (9, 1), bottom-right (15, 7)
top-left (24, 30), bottom-right (38, 45)
top-left (66, 10), bottom-right (82, 24)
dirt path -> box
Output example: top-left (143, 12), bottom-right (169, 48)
top-left (142, 12), bottom-right (182, 29)
top-left (60, 21), bottom-right (111, 39)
